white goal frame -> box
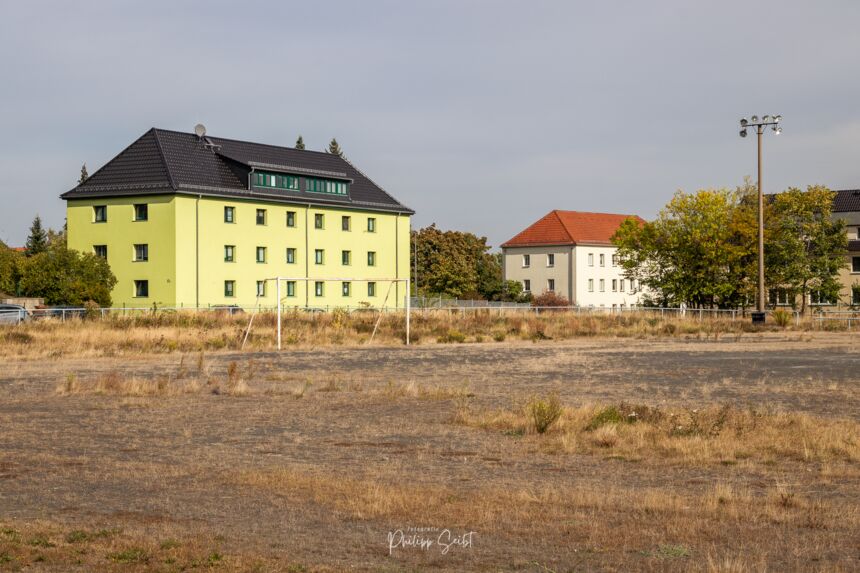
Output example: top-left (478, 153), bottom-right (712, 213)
top-left (266, 276), bottom-right (411, 349)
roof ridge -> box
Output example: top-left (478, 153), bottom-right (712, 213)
top-left (151, 128), bottom-right (178, 190)
top-left (551, 210), bottom-right (576, 243)
top-left (340, 155), bottom-right (412, 214)
top-left (70, 128), bottom-right (167, 193)
top-left (152, 127), bottom-right (346, 159)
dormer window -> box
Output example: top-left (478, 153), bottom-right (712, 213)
top-left (253, 172), bottom-right (299, 190)
top-left (306, 178), bottom-right (348, 196)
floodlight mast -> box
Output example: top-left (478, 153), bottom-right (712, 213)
top-left (738, 114), bottom-right (782, 323)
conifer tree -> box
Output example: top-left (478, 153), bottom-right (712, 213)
top-left (326, 138), bottom-right (344, 157)
top-left (78, 163), bottom-right (89, 184)
top-left (295, 135), bottom-right (305, 150)
top-left (25, 215), bottom-right (48, 256)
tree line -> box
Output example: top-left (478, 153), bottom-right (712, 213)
top-left (612, 183), bottom-right (846, 311)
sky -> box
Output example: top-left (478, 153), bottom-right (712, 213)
top-left (1, 0), bottom-right (859, 249)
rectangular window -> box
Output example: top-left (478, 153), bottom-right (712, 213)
top-left (853, 285), bottom-right (860, 305)
top-left (133, 204), bottom-right (148, 221)
top-left (522, 254), bottom-right (530, 268)
top-left (612, 254), bottom-right (619, 267)
top-left (599, 254), bottom-right (605, 267)
top-left (224, 280), bottom-right (235, 297)
top-left (256, 281), bottom-right (266, 297)
top-left (315, 213), bottom-right (324, 229)
top-left (253, 172), bottom-right (297, 190)
top-left (599, 279), bottom-right (605, 292)
top-left (547, 253), bottom-right (555, 267)
top-left (286, 211), bottom-right (296, 227)
top-left (342, 250), bottom-right (351, 265)
top-left (853, 257), bottom-right (860, 273)
top-left (256, 209), bottom-right (267, 225)
top-left (619, 279), bottom-right (624, 292)
top-left (256, 246), bottom-right (267, 263)
top-left (315, 249), bottom-right (324, 265)
top-left (134, 280), bottom-right (149, 298)
top-left (286, 248), bottom-right (296, 264)
top-left (588, 253), bottom-right (594, 266)
top-left (315, 281), bottom-right (324, 297)
top-left (93, 245), bottom-right (107, 258)
top-left (367, 251), bottom-right (376, 266)
top-left (367, 282), bottom-right (376, 297)
top-left (224, 245), bottom-right (235, 262)
top-left (367, 218), bottom-right (376, 232)
top-left (286, 281), bottom-right (296, 297)
top-left (306, 178), bottom-right (348, 196)
top-left (134, 244), bottom-right (148, 262)
top-left (224, 206), bottom-right (235, 223)
top-left (547, 279), bottom-right (555, 292)
top-left (523, 279), bottom-right (531, 292)
top-left (588, 279), bottom-right (594, 292)
top-left (342, 216), bottom-right (351, 231)
top-left (342, 282), bottom-right (351, 297)
top-left (612, 279), bottom-right (617, 292)
top-left (94, 205), bottom-right (107, 223)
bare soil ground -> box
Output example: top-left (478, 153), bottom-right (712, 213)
top-left (1, 333), bottom-right (859, 571)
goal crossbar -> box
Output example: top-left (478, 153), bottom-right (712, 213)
top-left (263, 276), bottom-right (411, 349)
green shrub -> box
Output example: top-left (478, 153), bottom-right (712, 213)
top-left (772, 309), bottom-right (792, 328)
top-left (437, 329), bottom-right (466, 343)
top-left (586, 406), bottom-right (625, 430)
top-left (527, 393), bottom-right (563, 434)
top-left (107, 548), bottom-right (148, 564)
top-left (493, 331), bottom-right (506, 342)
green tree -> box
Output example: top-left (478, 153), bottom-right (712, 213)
top-left (17, 242), bottom-right (117, 306)
top-left (295, 135), bottom-right (305, 150)
top-left (25, 215), bottom-right (49, 256)
top-left (79, 163), bottom-right (89, 184)
top-left (767, 186), bottom-right (845, 312)
top-left (326, 138), bottom-right (344, 157)
top-left (0, 241), bottom-right (22, 295)
top-left (412, 225), bottom-right (500, 299)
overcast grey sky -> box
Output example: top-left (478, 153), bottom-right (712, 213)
top-left (1, 1), bottom-right (859, 248)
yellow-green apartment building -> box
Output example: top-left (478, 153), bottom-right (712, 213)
top-left (62, 128), bottom-right (413, 309)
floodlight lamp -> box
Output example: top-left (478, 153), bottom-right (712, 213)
top-left (740, 118), bottom-right (748, 127)
top-left (774, 115), bottom-right (781, 123)
top-left (740, 129), bottom-right (748, 138)
top-left (763, 115), bottom-right (771, 122)
top-left (773, 126), bottom-right (782, 135)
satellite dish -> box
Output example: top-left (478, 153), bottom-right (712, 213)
top-left (194, 123), bottom-right (207, 138)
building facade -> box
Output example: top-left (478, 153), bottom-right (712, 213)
top-left (62, 128), bottom-right (413, 309)
top-left (831, 189), bottom-right (860, 306)
top-left (501, 210), bottom-right (644, 308)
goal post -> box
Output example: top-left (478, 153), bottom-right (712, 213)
top-left (267, 276), bottom-right (411, 350)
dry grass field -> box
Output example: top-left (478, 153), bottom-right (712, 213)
top-left (1, 321), bottom-right (859, 571)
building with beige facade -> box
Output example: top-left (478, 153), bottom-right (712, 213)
top-left (501, 210), bottom-right (644, 308)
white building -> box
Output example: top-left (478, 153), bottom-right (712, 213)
top-left (501, 210), bottom-right (645, 308)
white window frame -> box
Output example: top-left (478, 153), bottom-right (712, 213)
top-left (522, 254), bottom-right (530, 268)
top-left (547, 253), bottom-right (555, 267)
top-left (588, 253), bottom-right (594, 266)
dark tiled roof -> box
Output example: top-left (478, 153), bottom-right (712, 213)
top-left (61, 128), bottom-right (413, 214)
top-left (832, 189), bottom-right (860, 213)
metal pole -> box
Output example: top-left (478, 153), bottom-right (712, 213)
top-left (276, 278), bottom-right (282, 350)
top-left (757, 127), bottom-right (765, 314)
top-left (406, 278), bottom-right (411, 346)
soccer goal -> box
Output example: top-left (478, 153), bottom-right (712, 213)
top-left (266, 276), bottom-right (411, 349)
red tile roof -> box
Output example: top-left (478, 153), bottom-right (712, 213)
top-left (501, 210), bottom-right (644, 248)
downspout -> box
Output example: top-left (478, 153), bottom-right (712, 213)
top-left (395, 213), bottom-right (400, 307)
top-left (304, 207), bottom-right (309, 307)
top-left (195, 194), bottom-right (201, 308)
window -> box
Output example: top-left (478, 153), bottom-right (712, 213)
top-left (315, 281), bottom-right (324, 297)
top-left (94, 205), bottom-right (107, 222)
top-left (256, 246), bottom-right (267, 263)
top-left (342, 216), bottom-right (351, 231)
top-left (547, 253), bottom-right (555, 267)
top-left (368, 282), bottom-right (376, 297)
top-left (315, 249), bottom-right (324, 265)
top-left (630, 279), bottom-right (637, 292)
top-left (769, 289), bottom-right (791, 306)
top-left (224, 206), bottom-right (235, 223)
top-left (134, 244), bottom-right (148, 262)
top-left (547, 279), bottom-right (555, 292)
top-left (599, 279), bottom-right (605, 292)
top-left (286, 248), bottom-right (296, 264)
top-left (522, 254), bottom-right (531, 268)
top-left (286, 211), bottom-right (296, 227)
top-left (619, 279), bottom-right (625, 292)
top-left (853, 285), bottom-right (860, 305)
top-left (853, 257), bottom-right (860, 273)
top-left (599, 254), bottom-right (605, 267)
top-left (256, 281), bottom-right (266, 297)
top-left (133, 204), bottom-right (148, 221)
top-left (224, 280), bottom-right (235, 297)
top-left (342, 282), bottom-right (351, 297)
top-left (588, 279), bottom-right (594, 292)
top-left (612, 279), bottom-right (617, 292)
top-left (367, 218), bottom-right (376, 232)
top-left (253, 172), bottom-right (298, 190)
top-left (93, 245), bottom-right (107, 258)
top-left (315, 214), bottom-right (324, 229)
top-left (523, 279), bottom-right (531, 292)
top-left (588, 253), bottom-right (594, 266)
top-left (256, 209), bottom-right (267, 225)
top-left (224, 245), bottom-right (235, 262)
top-left (286, 281), bottom-right (296, 297)
top-left (810, 290), bottom-right (836, 306)
top-left (367, 251), bottom-right (376, 266)
top-left (306, 178), bottom-right (348, 196)
top-left (342, 250), bottom-right (351, 265)
top-left (134, 280), bottom-right (149, 298)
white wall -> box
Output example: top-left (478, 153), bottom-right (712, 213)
top-left (572, 245), bottom-right (642, 308)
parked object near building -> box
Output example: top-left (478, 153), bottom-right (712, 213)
top-left (0, 296), bottom-right (44, 310)
top-left (501, 210), bottom-right (645, 308)
top-left (61, 127), bottom-right (413, 309)
top-left (0, 304), bottom-right (29, 325)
